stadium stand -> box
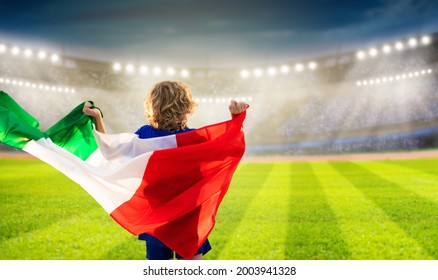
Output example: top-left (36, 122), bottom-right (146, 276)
top-left (1, 32), bottom-right (437, 154)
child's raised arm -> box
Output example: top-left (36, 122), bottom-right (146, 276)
top-left (83, 101), bottom-right (107, 133)
top-left (229, 100), bottom-right (247, 115)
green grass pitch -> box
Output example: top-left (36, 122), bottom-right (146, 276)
top-left (1, 157), bottom-right (438, 260)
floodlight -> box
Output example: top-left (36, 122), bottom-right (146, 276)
top-left (294, 63), bottom-right (304, 72)
top-left (71, 89), bottom-right (76, 93)
top-left (253, 68), bottom-right (263, 77)
top-left (5, 79), bottom-right (10, 84)
top-left (280, 65), bottom-right (290, 73)
top-left (181, 69), bottom-right (189, 77)
top-left (126, 64), bottom-right (135, 73)
top-left (414, 71), bottom-right (419, 76)
top-left (11, 46), bottom-right (20, 55)
top-left (31, 84), bottom-right (36, 88)
top-left (0, 44), bottom-right (6, 53)
top-left (308, 62), bottom-right (317, 70)
top-left (369, 79), bottom-right (374, 85)
top-left (240, 69), bottom-right (249, 78)
top-left (166, 67), bottom-right (175, 76)
top-left (153, 67), bottom-right (162, 75)
top-left (18, 81), bottom-right (23, 86)
top-left (427, 69), bottom-right (432, 74)
top-left (24, 82), bottom-right (30, 87)
top-left (356, 81), bottom-right (362, 86)
top-left (50, 54), bottom-right (59, 63)
top-left (382, 45), bottom-right (392, 54)
top-left (408, 37), bottom-right (417, 48)
top-left (363, 80), bottom-right (368, 85)
top-left (421, 70), bottom-right (426, 75)
top-left (24, 48), bottom-right (33, 58)
top-left (395, 41), bottom-right (404, 51)
top-left (139, 65), bottom-right (148, 74)
top-left (0, 78), bottom-right (3, 83)
top-left (267, 67), bottom-right (277, 76)
top-left (12, 80), bottom-right (17, 85)
top-left (113, 62), bottom-right (122, 71)
top-left (382, 77), bottom-right (387, 83)
top-left (356, 50), bottom-right (366, 60)
top-left (368, 48), bottom-right (378, 57)
top-left (421, 35), bottom-right (431, 45)
top-left (38, 50), bottom-right (47, 60)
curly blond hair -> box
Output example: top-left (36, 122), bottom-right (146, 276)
top-left (144, 81), bottom-right (197, 132)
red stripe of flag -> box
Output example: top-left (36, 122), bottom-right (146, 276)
top-left (110, 111), bottom-right (246, 259)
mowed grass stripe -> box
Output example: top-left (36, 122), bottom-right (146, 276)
top-left (356, 160), bottom-right (438, 204)
top-left (331, 161), bottom-right (438, 259)
top-left (0, 208), bottom-right (136, 260)
top-left (0, 159), bottom-right (98, 242)
top-left (315, 162), bottom-right (431, 259)
top-left (286, 162), bottom-right (350, 259)
top-left (217, 163), bottom-right (289, 259)
top-left (385, 158), bottom-right (438, 177)
top-left (206, 163), bottom-right (274, 260)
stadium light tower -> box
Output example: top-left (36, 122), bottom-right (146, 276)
top-left (408, 37), bottom-right (418, 48)
top-left (267, 66), bottom-right (277, 76)
top-left (294, 63), bottom-right (304, 72)
top-left (24, 48), bottom-right (33, 58)
top-left (181, 69), bottom-right (189, 78)
top-left (11, 46), bottom-right (20, 56)
top-left (38, 50), bottom-right (47, 60)
top-left (50, 54), bottom-right (59, 63)
top-left (126, 64), bottom-right (135, 73)
top-left (253, 68), bottom-right (263, 77)
top-left (368, 48), bottom-right (378, 57)
top-left (395, 41), bottom-right (404, 51)
top-left (421, 35), bottom-right (431, 45)
top-left (356, 50), bottom-right (366, 60)
top-left (153, 67), bottom-right (162, 75)
top-left (166, 67), bottom-right (176, 76)
top-left (382, 44), bottom-right (392, 54)
top-left (139, 65), bottom-right (148, 75)
top-left (280, 65), bottom-right (290, 74)
top-left (113, 62), bottom-right (122, 72)
top-left (240, 69), bottom-right (250, 78)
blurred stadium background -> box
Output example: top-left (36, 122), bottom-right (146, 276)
top-left (1, 31), bottom-right (437, 156)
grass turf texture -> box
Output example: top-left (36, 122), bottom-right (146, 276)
top-left (1, 157), bottom-right (438, 259)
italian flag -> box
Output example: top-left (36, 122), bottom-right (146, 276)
top-left (0, 91), bottom-right (246, 260)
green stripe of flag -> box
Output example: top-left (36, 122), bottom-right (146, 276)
top-left (45, 102), bottom-right (98, 161)
top-left (0, 91), bottom-right (98, 160)
top-left (0, 91), bottom-right (44, 149)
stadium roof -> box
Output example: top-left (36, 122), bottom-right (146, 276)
top-left (1, 0), bottom-right (438, 67)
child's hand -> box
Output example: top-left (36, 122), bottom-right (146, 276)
top-left (83, 101), bottom-right (102, 119)
top-left (229, 100), bottom-right (247, 115)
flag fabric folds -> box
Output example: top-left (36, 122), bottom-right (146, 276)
top-left (0, 91), bottom-right (246, 260)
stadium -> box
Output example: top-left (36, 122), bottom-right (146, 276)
top-left (1, 32), bottom-right (437, 156)
top-left (2, 10), bottom-right (438, 262)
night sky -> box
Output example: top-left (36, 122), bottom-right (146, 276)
top-left (1, 0), bottom-right (438, 67)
